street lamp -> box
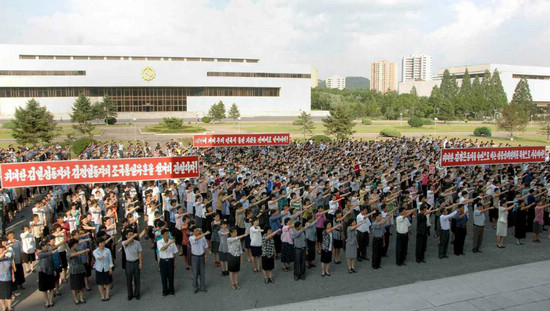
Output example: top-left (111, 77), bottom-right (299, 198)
top-left (238, 117), bottom-right (241, 133)
top-left (400, 112), bottom-right (403, 126)
top-left (434, 117), bottom-right (438, 136)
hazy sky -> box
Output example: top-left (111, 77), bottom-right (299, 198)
top-left (0, 0), bottom-right (549, 79)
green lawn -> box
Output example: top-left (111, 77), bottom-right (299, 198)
top-left (142, 123), bottom-right (207, 133)
top-left (0, 125), bottom-right (102, 140)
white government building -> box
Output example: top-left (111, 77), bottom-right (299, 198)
top-left (398, 64), bottom-right (550, 107)
top-left (0, 44), bottom-right (312, 119)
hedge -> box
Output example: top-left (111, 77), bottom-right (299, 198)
top-left (474, 127), bottom-right (492, 137)
top-left (201, 116), bottom-right (212, 124)
top-left (379, 128), bottom-right (401, 137)
top-left (292, 118), bottom-right (303, 126)
top-left (408, 116), bottom-right (424, 128)
top-left (1, 121), bottom-right (16, 129)
top-left (421, 118), bottom-right (434, 125)
top-left (72, 137), bottom-right (96, 155)
top-left (105, 117), bottom-right (117, 125)
top-left (361, 118), bottom-right (373, 125)
top-left (310, 135), bottom-right (332, 142)
top-left (162, 117), bottom-right (183, 129)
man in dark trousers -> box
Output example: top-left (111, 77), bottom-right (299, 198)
top-left (453, 204), bottom-right (469, 256)
top-left (395, 208), bottom-right (415, 266)
top-left (416, 204), bottom-right (438, 263)
top-left (122, 231), bottom-right (142, 300)
top-left (156, 229), bottom-right (178, 296)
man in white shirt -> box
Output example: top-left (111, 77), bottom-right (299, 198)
top-left (189, 228), bottom-right (210, 293)
top-left (20, 225), bottom-right (36, 273)
top-left (157, 229), bottom-right (178, 296)
top-left (395, 208), bottom-right (414, 266)
top-left (356, 206), bottom-right (372, 261)
top-left (438, 205), bottom-right (458, 259)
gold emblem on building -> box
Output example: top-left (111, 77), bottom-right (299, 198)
top-left (141, 66), bottom-right (156, 81)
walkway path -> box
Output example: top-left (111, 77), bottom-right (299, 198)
top-left (250, 260), bottom-right (550, 311)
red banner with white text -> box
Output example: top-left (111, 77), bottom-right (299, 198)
top-left (193, 133), bottom-right (290, 147)
top-left (440, 146), bottom-right (546, 167)
top-left (0, 156), bottom-right (200, 188)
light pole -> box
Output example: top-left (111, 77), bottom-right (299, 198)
top-left (238, 117), bottom-right (241, 133)
top-left (531, 114), bottom-right (533, 124)
top-left (434, 117), bottom-right (438, 136)
top-left (400, 112), bottom-right (403, 126)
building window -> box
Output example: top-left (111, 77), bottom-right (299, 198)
top-left (0, 70), bottom-right (86, 76)
top-left (512, 74), bottom-right (550, 80)
top-left (207, 72), bottom-right (311, 79)
top-left (18, 54), bottom-right (261, 63)
top-left (0, 87), bottom-right (279, 112)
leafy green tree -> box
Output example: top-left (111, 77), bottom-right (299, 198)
top-left (228, 103), bottom-right (240, 121)
top-left (538, 107), bottom-right (550, 141)
top-left (311, 90), bottom-right (333, 110)
top-left (497, 102), bottom-right (528, 139)
top-left (491, 70), bottom-right (508, 112)
top-left (479, 69), bottom-right (493, 116)
top-left (511, 78), bottom-right (536, 117)
top-left (471, 76), bottom-right (483, 119)
top-left (92, 95), bottom-right (118, 124)
top-left (12, 99), bottom-right (58, 145)
top-left (296, 111), bottom-right (315, 139)
top-left (438, 70), bottom-right (459, 120)
top-left (70, 94), bottom-right (96, 136)
top-left (457, 69), bottom-right (472, 119)
top-left (322, 105), bottom-right (356, 140)
top-left (429, 85), bottom-right (443, 118)
top-left (208, 101), bottom-right (226, 123)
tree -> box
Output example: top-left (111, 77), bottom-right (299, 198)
top-left (491, 70), bottom-right (508, 112)
top-left (92, 95), bottom-right (117, 124)
top-left (11, 99), bottom-right (58, 145)
top-left (296, 111), bottom-right (315, 139)
top-left (511, 78), bottom-right (536, 117)
top-left (539, 107), bottom-right (550, 141)
top-left (70, 93), bottom-right (96, 136)
top-left (208, 101), bottom-right (226, 123)
top-left (228, 103), bottom-right (240, 122)
top-left (471, 76), bottom-right (483, 119)
top-left (322, 105), bottom-right (356, 140)
top-left (429, 85), bottom-right (442, 118)
top-left (479, 69), bottom-right (492, 116)
top-left (457, 69), bottom-right (472, 119)
top-left (497, 102), bottom-right (528, 139)
top-left (438, 70), bottom-right (459, 120)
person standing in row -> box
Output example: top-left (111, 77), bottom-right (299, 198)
top-left (6, 232), bottom-right (24, 290)
top-left (416, 205), bottom-right (438, 263)
top-left (472, 199), bottom-right (494, 253)
top-left (20, 225), bottom-right (36, 274)
top-left (293, 221), bottom-right (313, 281)
top-left (395, 208), bottom-right (414, 266)
top-left (439, 205), bottom-right (457, 259)
top-left (372, 209), bottom-right (394, 270)
top-left (189, 228), bottom-right (210, 293)
top-left (227, 228), bottom-right (247, 289)
top-left (496, 200), bottom-right (514, 248)
top-left (0, 245), bottom-right (13, 311)
top-left (67, 239), bottom-right (89, 305)
top-left (122, 231), bottom-right (142, 301)
top-left (320, 221), bottom-right (342, 277)
top-left (261, 227), bottom-right (280, 284)
top-left (157, 229), bottom-right (178, 296)
top-left (93, 237), bottom-right (114, 302)
top-left (356, 206), bottom-right (371, 261)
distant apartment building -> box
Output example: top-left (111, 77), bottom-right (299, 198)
top-left (311, 68), bottom-right (319, 88)
top-left (370, 60), bottom-right (396, 92)
top-left (326, 75), bottom-right (346, 90)
top-left (402, 54), bottom-right (432, 82)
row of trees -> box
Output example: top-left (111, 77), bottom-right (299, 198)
top-left (312, 69), bottom-right (537, 122)
top-left (11, 94), bottom-right (118, 145)
top-left (207, 101), bottom-right (240, 123)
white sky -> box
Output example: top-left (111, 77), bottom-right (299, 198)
top-left (0, 0), bottom-right (549, 79)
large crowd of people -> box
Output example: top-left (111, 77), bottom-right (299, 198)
top-left (0, 137), bottom-right (549, 310)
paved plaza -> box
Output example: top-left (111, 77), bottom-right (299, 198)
top-left (9, 202), bottom-right (550, 311)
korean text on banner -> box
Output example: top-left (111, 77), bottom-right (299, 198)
top-left (193, 133), bottom-right (290, 147)
top-left (440, 146), bottom-right (546, 167)
top-left (0, 156), bottom-right (200, 188)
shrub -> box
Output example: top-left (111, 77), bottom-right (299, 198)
top-left (467, 116), bottom-right (474, 121)
top-left (2, 121), bottom-right (16, 129)
top-left (162, 117), bottom-right (183, 129)
top-left (361, 118), bottom-right (373, 125)
top-left (474, 127), bottom-right (492, 137)
top-left (201, 116), bottom-right (212, 124)
top-left (105, 117), bottom-right (117, 125)
top-left (379, 128), bottom-right (401, 137)
top-left (408, 116), bottom-right (424, 128)
top-left (72, 137), bottom-right (96, 155)
top-left (292, 118), bottom-right (303, 126)
top-left (310, 135), bottom-right (332, 142)
top-left (421, 118), bottom-right (434, 125)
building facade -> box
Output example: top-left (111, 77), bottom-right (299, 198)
top-left (370, 61), bottom-right (396, 92)
top-left (402, 54), bottom-right (432, 82)
top-left (311, 68), bottom-right (319, 88)
top-left (325, 76), bottom-right (346, 90)
top-left (0, 45), bottom-right (312, 118)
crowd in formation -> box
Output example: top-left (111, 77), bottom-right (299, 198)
top-left (0, 137), bottom-right (549, 310)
